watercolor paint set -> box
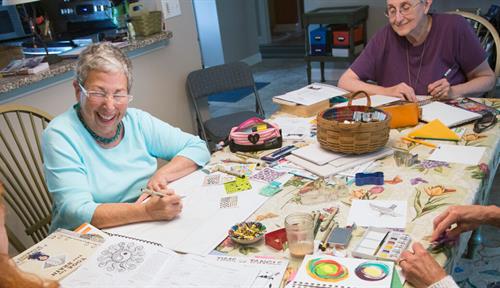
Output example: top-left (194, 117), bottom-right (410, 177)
top-left (352, 227), bottom-right (411, 261)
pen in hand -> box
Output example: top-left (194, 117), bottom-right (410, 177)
top-left (141, 188), bottom-right (165, 198)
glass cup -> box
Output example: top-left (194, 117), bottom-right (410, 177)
top-left (285, 212), bottom-right (314, 257)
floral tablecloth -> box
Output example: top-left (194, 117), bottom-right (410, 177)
top-left (211, 98), bottom-right (500, 287)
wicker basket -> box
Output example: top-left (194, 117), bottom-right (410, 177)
top-left (317, 91), bottom-right (391, 154)
top-left (131, 11), bottom-right (162, 37)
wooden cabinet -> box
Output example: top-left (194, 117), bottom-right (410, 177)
top-left (303, 6), bottom-right (369, 83)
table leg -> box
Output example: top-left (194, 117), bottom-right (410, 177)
top-left (320, 62), bottom-right (325, 82)
top-left (307, 60), bottom-right (312, 84)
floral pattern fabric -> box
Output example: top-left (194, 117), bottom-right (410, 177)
top-left (211, 98), bottom-right (499, 286)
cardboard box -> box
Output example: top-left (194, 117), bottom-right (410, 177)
top-left (273, 97), bottom-right (330, 117)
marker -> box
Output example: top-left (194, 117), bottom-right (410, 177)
top-left (401, 136), bottom-right (438, 149)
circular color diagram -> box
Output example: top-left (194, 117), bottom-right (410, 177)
top-left (355, 262), bottom-right (390, 281)
top-left (306, 258), bottom-right (349, 282)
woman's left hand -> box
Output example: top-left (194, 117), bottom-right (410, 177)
top-left (147, 171), bottom-right (169, 191)
top-left (428, 78), bottom-right (452, 99)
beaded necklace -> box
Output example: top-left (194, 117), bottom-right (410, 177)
top-left (74, 103), bottom-right (123, 145)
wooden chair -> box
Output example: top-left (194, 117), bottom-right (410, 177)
top-left (0, 104), bottom-right (53, 252)
top-left (450, 11), bottom-right (500, 97)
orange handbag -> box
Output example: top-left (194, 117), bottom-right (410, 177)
top-left (379, 101), bottom-right (421, 129)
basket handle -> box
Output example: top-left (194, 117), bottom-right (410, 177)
top-left (347, 91), bottom-right (371, 107)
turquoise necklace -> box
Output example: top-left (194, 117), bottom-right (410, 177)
top-left (74, 103), bottom-right (123, 145)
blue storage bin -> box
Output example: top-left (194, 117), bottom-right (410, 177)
top-left (310, 27), bottom-right (328, 45)
top-left (310, 44), bottom-right (327, 55)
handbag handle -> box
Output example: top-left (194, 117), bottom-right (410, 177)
top-left (347, 91), bottom-right (371, 107)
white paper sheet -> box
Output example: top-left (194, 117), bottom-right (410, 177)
top-left (420, 101), bottom-right (481, 127)
top-left (273, 83), bottom-right (347, 106)
top-left (347, 200), bottom-right (407, 229)
top-left (106, 170), bottom-right (268, 255)
top-left (428, 144), bottom-right (486, 165)
top-left (271, 116), bottom-right (314, 140)
top-left (286, 147), bottom-right (393, 178)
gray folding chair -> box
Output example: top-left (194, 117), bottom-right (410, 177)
top-left (186, 62), bottom-right (265, 149)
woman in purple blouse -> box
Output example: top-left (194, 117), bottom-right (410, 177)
top-left (338, 0), bottom-right (496, 101)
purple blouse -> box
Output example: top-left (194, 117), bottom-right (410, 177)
top-left (350, 14), bottom-right (487, 95)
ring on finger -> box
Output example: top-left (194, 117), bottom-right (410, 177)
top-left (398, 258), bottom-right (408, 265)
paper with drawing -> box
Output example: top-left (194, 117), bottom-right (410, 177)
top-left (347, 200), bottom-right (407, 229)
top-left (62, 235), bottom-right (288, 288)
top-left (106, 170), bottom-right (268, 255)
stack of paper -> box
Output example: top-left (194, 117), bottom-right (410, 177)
top-left (286, 144), bottom-right (393, 177)
top-left (273, 83), bottom-right (347, 106)
top-left (334, 94), bottom-right (401, 107)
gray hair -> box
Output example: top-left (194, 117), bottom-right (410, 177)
top-left (75, 42), bottom-right (133, 92)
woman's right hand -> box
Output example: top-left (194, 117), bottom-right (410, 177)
top-left (142, 189), bottom-right (183, 221)
top-left (385, 83), bottom-right (417, 102)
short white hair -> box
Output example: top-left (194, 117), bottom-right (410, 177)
top-left (76, 42), bottom-right (133, 92)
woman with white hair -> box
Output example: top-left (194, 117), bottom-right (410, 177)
top-left (42, 42), bottom-right (210, 232)
top-left (338, 0), bottom-right (495, 101)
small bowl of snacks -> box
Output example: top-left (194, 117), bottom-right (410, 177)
top-left (229, 221), bottom-right (267, 245)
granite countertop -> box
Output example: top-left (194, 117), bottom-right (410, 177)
top-left (0, 31), bottom-right (172, 95)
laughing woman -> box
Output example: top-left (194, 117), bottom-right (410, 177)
top-left (338, 0), bottom-right (495, 101)
top-left (42, 43), bottom-right (210, 232)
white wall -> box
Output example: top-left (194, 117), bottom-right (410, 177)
top-left (217, 0), bottom-right (260, 64)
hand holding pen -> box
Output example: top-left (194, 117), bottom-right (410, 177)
top-left (427, 65), bottom-right (457, 99)
top-left (137, 188), bottom-right (183, 221)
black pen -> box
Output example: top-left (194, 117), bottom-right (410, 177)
top-left (443, 64), bottom-right (458, 79)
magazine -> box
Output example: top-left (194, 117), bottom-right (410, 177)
top-left (13, 228), bottom-right (105, 280)
top-left (0, 56), bottom-right (49, 76)
top-left (443, 98), bottom-right (498, 117)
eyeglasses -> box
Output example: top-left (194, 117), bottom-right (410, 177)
top-left (473, 112), bottom-right (497, 133)
top-left (384, 1), bottom-right (423, 18)
top-left (78, 82), bottom-right (133, 104)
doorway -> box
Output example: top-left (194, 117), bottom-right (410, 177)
top-left (259, 0), bottom-right (305, 58)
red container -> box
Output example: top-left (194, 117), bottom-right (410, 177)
top-left (332, 24), bottom-right (363, 47)
top-left (265, 228), bottom-right (287, 250)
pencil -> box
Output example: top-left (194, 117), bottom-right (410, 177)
top-left (401, 136), bottom-right (438, 149)
top-left (141, 188), bottom-right (187, 199)
top-left (141, 188), bottom-right (165, 198)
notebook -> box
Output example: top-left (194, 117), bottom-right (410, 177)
top-left (62, 233), bottom-right (289, 287)
top-left (420, 101), bottom-right (481, 127)
top-left (289, 254), bottom-right (394, 288)
top-left (407, 119), bottom-right (460, 141)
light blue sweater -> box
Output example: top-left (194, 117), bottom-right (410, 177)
top-left (42, 107), bottom-right (210, 231)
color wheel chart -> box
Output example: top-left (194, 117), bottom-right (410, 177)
top-left (305, 258), bottom-right (390, 283)
top-left (354, 262), bottom-right (390, 281)
top-left (306, 258), bottom-right (349, 282)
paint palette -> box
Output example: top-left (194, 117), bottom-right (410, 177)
top-left (352, 227), bottom-right (411, 262)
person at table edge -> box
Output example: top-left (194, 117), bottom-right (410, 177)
top-left (41, 42), bottom-right (210, 232)
top-left (338, 0), bottom-right (496, 101)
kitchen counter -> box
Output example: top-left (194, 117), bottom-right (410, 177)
top-left (0, 31), bottom-right (172, 103)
